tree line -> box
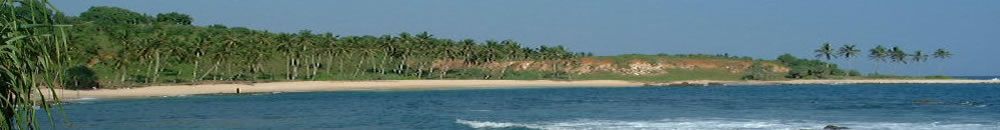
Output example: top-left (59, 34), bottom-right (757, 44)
top-left (812, 43), bottom-right (952, 76)
top-left (57, 6), bottom-right (591, 89)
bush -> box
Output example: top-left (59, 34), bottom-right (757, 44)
top-left (743, 62), bottom-right (777, 80)
top-left (445, 68), bottom-right (490, 79)
top-left (501, 70), bottom-right (546, 80)
top-left (776, 53), bottom-right (845, 79)
top-left (62, 66), bottom-right (101, 90)
top-left (848, 70), bottom-right (862, 77)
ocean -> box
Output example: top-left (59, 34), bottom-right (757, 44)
top-left (43, 84), bottom-right (1000, 130)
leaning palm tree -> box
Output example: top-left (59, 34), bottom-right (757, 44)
top-left (888, 46), bottom-right (908, 75)
top-left (814, 43), bottom-right (837, 75)
top-left (932, 48), bottom-right (952, 74)
top-left (2, 0), bottom-right (70, 129)
top-left (869, 45), bottom-right (889, 74)
top-left (910, 50), bottom-right (929, 75)
top-left (837, 44), bottom-right (860, 77)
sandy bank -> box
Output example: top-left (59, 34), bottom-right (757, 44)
top-left (43, 79), bottom-right (999, 100)
top-left (45, 80), bottom-right (643, 99)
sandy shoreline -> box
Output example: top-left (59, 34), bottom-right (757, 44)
top-left (42, 79), bottom-right (999, 100)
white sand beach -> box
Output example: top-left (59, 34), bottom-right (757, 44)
top-left (42, 79), bottom-right (999, 100)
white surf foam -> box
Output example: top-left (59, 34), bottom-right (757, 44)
top-left (456, 118), bottom-right (1000, 130)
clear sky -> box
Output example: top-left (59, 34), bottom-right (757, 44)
top-left (50, 0), bottom-right (999, 76)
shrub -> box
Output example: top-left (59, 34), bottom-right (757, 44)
top-left (743, 62), bottom-right (777, 80)
top-left (62, 66), bottom-right (101, 90)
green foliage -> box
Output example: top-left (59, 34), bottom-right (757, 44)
top-left (79, 6), bottom-right (150, 25)
top-left (56, 6), bottom-right (588, 87)
top-left (848, 70), bottom-right (862, 77)
top-left (62, 66), bottom-right (101, 90)
top-left (933, 48), bottom-right (952, 59)
top-left (743, 62), bottom-right (777, 80)
top-left (776, 54), bottom-right (845, 79)
top-left (814, 43), bottom-right (837, 60)
top-left (155, 12), bottom-right (192, 25)
top-left (444, 68), bottom-right (490, 79)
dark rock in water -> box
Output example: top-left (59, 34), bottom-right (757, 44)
top-left (915, 100), bottom-right (937, 103)
top-left (823, 125), bottom-right (849, 130)
top-left (707, 82), bottom-right (726, 86)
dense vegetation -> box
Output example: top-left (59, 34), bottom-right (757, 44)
top-left (56, 6), bottom-right (591, 88)
top-left (36, 6), bottom-right (957, 91)
top-left (2, 0), bottom-right (69, 129)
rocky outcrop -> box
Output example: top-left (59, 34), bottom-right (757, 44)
top-left (823, 125), bottom-right (850, 130)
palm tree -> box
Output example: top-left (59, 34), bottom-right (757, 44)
top-left (868, 45), bottom-right (889, 75)
top-left (888, 46), bottom-right (908, 75)
top-left (814, 43), bottom-right (837, 75)
top-left (910, 50), bottom-right (929, 75)
top-left (837, 44), bottom-right (860, 77)
top-left (932, 48), bottom-right (952, 74)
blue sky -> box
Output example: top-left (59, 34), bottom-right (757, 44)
top-left (51, 0), bottom-right (999, 76)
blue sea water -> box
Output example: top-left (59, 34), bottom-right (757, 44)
top-left (43, 84), bottom-right (1000, 130)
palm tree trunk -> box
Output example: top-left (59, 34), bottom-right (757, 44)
top-left (292, 57), bottom-right (299, 80)
top-left (119, 66), bottom-right (128, 83)
top-left (936, 61), bottom-right (943, 75)
top-left (373, 56), bottom-right (380, 75)
top-left (873, 62), bottom-right (880, 75)
top-left (416, 62), bottom-right (424, 78)
top-left (380, 54), bottom-right (388, 75)
top-left (327, 52), bottom-right (334, 74)
top-left (355, 56), bottom-right (364, 77)
top-left (198, 61), bottom-right (220, 80)
top-left (192, 54), bottom-right (200, 81)
top-left (286, 54), bottom-right (292, 80)
top-left (152, 50), bottom-right (161, 83)
top-left (339, 53), bottom-right (346, 74)
top-left (311, 56), bottom-right (319, 79)
top-left (845, 58), bottom-right (851, 77)
top-left (396, 55), bottom-right (407, 75)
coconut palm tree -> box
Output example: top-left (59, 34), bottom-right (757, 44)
top-left (888, 46), bottom-right (908, 75)
top-left (814, 43), bottom-right (837, 75)
top-left (910, 50), bottom-right (929, 75)
top-left (868, 45), bottom-right (889, 75)
top-left (837, 44), bottom-right (860, 77)
top-left (932, 48), bottom-right (952, 74)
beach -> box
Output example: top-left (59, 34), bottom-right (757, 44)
top-left (41, 79), bottom-right (999, 100)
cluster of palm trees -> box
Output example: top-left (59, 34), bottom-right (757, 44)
top-left (63, 13), bottom-right (586, 86)
top-left (814, 43), bottom-right (952, 76)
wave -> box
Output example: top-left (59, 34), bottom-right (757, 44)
top-left (456, 118), bottom-right (1000, 130)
